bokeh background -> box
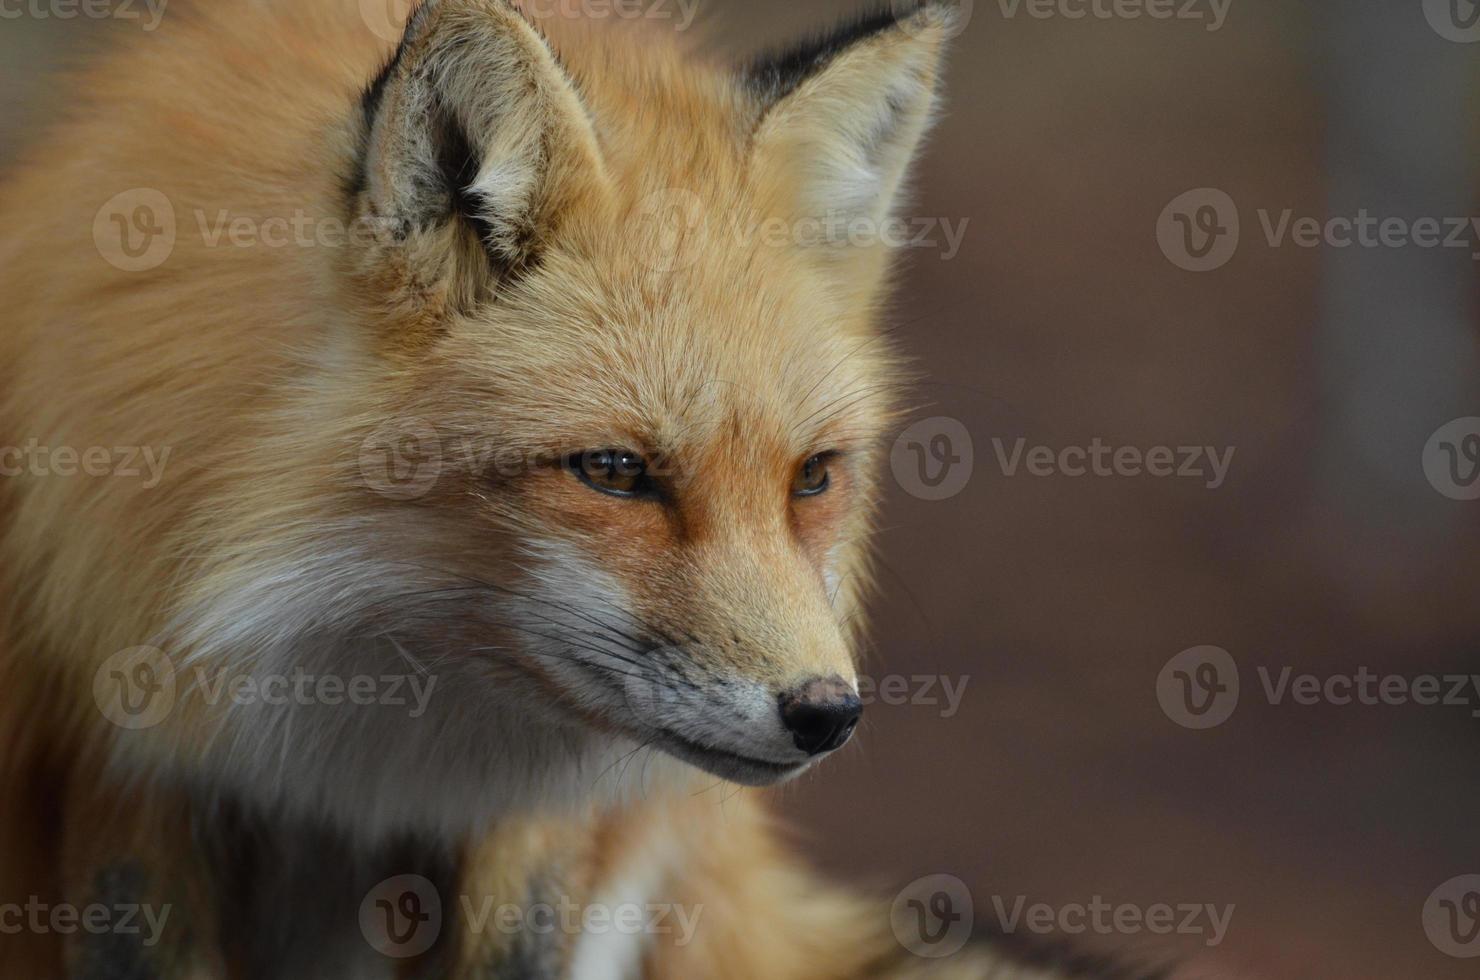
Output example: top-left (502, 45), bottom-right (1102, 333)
top-left (4, 1), bottom-right (1480, 977)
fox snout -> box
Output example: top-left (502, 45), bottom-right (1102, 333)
top-left (621, 662), bottom-right (863, 786)
top-left (627, 544), bottom-right (867, 782)
top-left (603, 617), bottom-right (863, 785)
top-left (779, 675), bottom-right (863, 756)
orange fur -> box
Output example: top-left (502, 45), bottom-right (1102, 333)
top-left (0, 2), bottom-right (1099, 977)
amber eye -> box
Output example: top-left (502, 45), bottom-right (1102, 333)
top-left (570, 449), bottom-right (652, 498)
top-left (792, 454), bottom-right (831, 497)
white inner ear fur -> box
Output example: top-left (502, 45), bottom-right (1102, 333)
top-left (752, 19), bottom-right (951, 241)
top-left (363, 1), bottom-right (606, 261)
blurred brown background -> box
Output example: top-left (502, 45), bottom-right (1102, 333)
top-left (5, 1), bottom-right (1480, 977)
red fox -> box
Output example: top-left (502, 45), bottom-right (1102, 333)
top-left (0, 1), bottom-right (1137, 976)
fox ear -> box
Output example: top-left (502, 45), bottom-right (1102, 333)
top-left (743, 2), bottom-right (956, 284)
top-left (346, 0), bottom-right (608, 318)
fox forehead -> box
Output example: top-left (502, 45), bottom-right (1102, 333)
top-left (427, 245), bottom-right (901, 459)
top-left (360, 8), bottom-right (916, 456)
top-left (341, 1), bottom-right (953, 471)
top-left (440, 333), bottom-right (895, 461)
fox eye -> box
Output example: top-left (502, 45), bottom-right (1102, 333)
top-left (570, 449), bottom-right (651, 498)
top-left (792, 454), bottom-right (831, 497)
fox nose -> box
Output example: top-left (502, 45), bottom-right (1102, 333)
top-left (779, 676), bottom-right (862, 756)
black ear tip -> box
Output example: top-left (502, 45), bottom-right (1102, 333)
top-left (886, 0), bottom-right (967, 41)
top-left (743, 3), bottom-right (958, 107)
top-left (910, 0), bottom-right (965, 30)
top-left (358, 0), bottom-right (451, 123)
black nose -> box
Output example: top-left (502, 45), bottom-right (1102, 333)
top-left (779, 676), bottom-right (862, 756)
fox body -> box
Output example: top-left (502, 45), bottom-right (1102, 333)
top-left (0, 1), bottom-right (1135, 977)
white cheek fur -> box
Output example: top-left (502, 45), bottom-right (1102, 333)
top-left (125, 532), bottom-right (693, 844)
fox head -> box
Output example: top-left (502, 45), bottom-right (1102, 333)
top-left (148, 0), bottom-right (956, 835)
